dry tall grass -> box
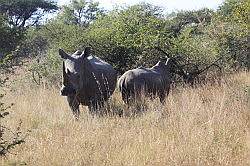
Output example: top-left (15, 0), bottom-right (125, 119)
top-left (1, 72), bottom-right (249, 166)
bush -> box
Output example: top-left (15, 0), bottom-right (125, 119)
top-left (0, 78), bottom-right (28, 156)
top-left (0, 93), bottom-right (27, 156)
top-left (24, 1), bottom-right (249, 85)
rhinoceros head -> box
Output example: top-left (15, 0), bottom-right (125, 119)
top-left (59, 47), bottom-right (91, 96)
top-left (165, 58), bottom-right (175, 71)
top-left (153, 58), bottom-right (175, 72)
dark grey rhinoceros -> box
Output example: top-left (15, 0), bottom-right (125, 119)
top-left (117, 59), bottom-right (174, 104)
top-left (59, 47), bottom-right (117, 118)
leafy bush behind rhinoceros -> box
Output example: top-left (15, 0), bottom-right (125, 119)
top-left (23, 1), bottom-right (249, 85)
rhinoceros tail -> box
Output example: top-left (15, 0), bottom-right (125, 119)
top-left (117, 76), bottom-right (124, 92)
top-left (118, 76), bottom-right (132, 103)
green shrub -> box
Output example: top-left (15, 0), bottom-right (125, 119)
top-left (25, 1), bottom-right (249, 84)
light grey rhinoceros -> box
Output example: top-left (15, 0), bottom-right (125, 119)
top-left (59, 47), bottom-right (117, 118)
top-left (117, 59), bottom-right (174, 104)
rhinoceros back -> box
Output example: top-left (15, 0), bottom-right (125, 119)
top-left (79, 56), bottom-right (117, 104)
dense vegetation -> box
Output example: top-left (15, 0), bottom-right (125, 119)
top-left (0, 0), bottom-right (248, 84)
top-left (0, 0), bottom-right (249, 162)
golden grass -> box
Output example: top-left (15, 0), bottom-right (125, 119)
top-left (1, 72), bottom-right (250, 166)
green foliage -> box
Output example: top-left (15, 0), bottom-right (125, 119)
top-left (39, 21), bottom-right (87, 51)
top-left (29, 49), bottom-right (62, 85)
top-left (167, 8), bottom-right (214, 37)
top-left (164, 8), bottom-right (223, 74)
top-left (166, 1), bottom-right (249, 72)
top-left (0, 14), bottom-right (24, 55)
top-left (170, 25), bottom-right (220, 64)
top-left (87, 3), bottom-right (168, 72)
top-left (57, 0), bottom-right (103, 26)
top-left (1, 0), bottom-right (248, 84)
top-left (211, 0), bottom-right (249, 69)
top-left (0, 0), bottom-right (58, 64)
top-left (218, 0), bottom-right (249, 25)
top-left (0, 0), bottom-right (58, 28)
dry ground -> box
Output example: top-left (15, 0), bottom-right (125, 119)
top-left (1, 72), bottom-right (250, 166)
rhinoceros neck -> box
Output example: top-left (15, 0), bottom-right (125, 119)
top-left (81, 58), bottom-right (96, 86)
top-left (151, 65), bottom-right (171, 78)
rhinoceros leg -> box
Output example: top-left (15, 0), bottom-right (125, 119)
top-left (88, 102), bottom-right (97, 115)
top-left (88, 100), bottom-right (105, 115)
top-left (67, 95), bottom-right (80, 119)
top-left (159, 87), bottom-right (170, 104)
top-left (159, 92), bottom-right (166, 104)
top-left (121, 90), bottom-right (130, 104)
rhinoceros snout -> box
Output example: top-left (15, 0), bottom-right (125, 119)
top-left (60, 89), bottom-right (67, 96)
top-left (60, 86), bottom-right (76, 96)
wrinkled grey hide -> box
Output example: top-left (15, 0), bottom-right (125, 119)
top-left (59, 47), bottom-right (117, 118)
top-left (118, 59), bottom-right (174, 104)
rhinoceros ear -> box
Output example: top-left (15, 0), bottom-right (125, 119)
top-left (59, 48), bottom-right (70, 59)
top-left (156, 60), bottom-right (164, 66)
top-left (165, 58), bottom-right (171, 65)
top-left (62, 61), bottom-right (68, 85)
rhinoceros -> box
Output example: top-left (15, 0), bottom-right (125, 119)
top-left (59, 47), bottom-right (117, 118)
top-left (117, 59), bottom-right (174, 104)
